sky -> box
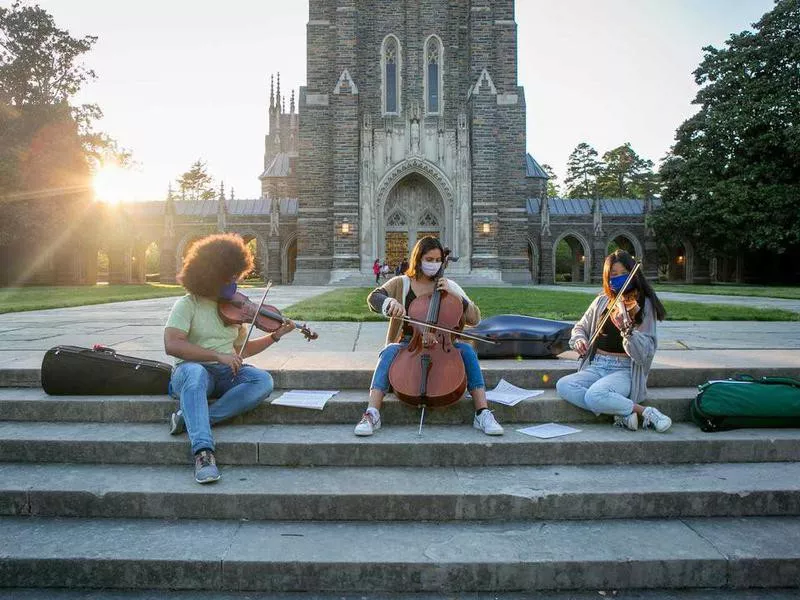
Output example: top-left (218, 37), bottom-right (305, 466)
top-left (18, 0), bottom-right (776, 201)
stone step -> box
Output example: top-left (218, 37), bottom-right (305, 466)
top-left (0, 387), bottom-right (698, 424)
top-left (5, 349), bottom-right (800, 388)
top-left (4, 591), bottom-right (800, 600)
top-left (3, 422), bottom-right (800, 467)
top-left (1, 516), bottom-right (799, 591)
top-left (2, 462), bottom-right (800, 522)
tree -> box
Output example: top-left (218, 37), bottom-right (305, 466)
top-left (0, 2), bottom-right (123, 284)
top-left (596, 143), bottom-right (656, 198)
top-left (650, 0), bottom-right (800, 257)
top-left (176, 160), bottom-right (216, 202)
top-left (564, 143), bottom-right (602, 198)
top-left (541, 163), bottom-right (561, 197)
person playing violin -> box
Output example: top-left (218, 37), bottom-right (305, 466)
top-left (355, 236), bottom-right (503, 436)
top-left (555, 249), bottom-right (672, 432)
top-left (163, 233), bottom-right (295, 484)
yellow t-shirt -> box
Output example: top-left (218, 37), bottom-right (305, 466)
top-left (165, 294), bottom-right (247, 364)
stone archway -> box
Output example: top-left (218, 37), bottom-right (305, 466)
top-left (553, 231), bottom-right (591, 284)
top-left (281, 232), bottom-right (298, 284)
top-left (367, 157), bottom-right (462, 273)
top-left (527, 237), bottom-right (540, 283)
top-left (606, 230), bottom-right (643, 259)
top-left (380, 172), bottom-right (446, 269)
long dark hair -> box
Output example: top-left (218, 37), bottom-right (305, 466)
top-left (602, 249), bottom-right (666, 321)
top-left (405, 236), bottom-right (444, 279)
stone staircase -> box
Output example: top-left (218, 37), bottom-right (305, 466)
top-left (1, 367), bottom-right (800, 594)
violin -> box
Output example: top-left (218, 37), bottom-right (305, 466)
top-left (218, 291), bottom-right (318, 342)
top-left (584, 261), bottom-right (641, 355)
top-left (388, 248), bottom-right (467, 411)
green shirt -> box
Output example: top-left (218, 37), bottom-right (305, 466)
top-left (165, 294), bottom-right (246, 365)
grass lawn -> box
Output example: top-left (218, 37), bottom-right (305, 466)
top-left (282, 287), bottom-right (800, 322)
top-left (652, 283), bottom-right (800, 300)
top-left (0, 284), bottom-right (186, 313)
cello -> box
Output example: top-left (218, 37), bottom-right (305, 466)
top-left (387, 248), bottom-right (470, 432)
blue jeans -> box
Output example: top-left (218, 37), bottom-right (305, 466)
top-left (370, 341), bottom-right (485, 393)
top-left (556, 354), bottom-right (633, 416)
top-left (169, 362), bottom-right (273, 454)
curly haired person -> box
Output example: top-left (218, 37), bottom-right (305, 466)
top-left (164, 234), bottom-right (294, 483)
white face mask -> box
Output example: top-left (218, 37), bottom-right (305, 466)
top-left (420, 261), bottom-right (442, 277)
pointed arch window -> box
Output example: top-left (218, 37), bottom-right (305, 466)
top-left (382, 35), bottom-right (401, 115)
top-left (424, 36), bottom-right (443, 115)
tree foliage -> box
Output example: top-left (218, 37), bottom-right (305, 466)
top-left (564, 143), bottom-right (602, 198)
top-left (650, 0), bottom-right (800, 255)
top-left (596, 143), bottom-right (656, 199)
top-left (176, 160), bottom-right (216, 202)
top-left (540, 163), bottom-right (560, 197)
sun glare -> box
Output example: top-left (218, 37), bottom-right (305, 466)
top-left (93, 165), bottom-right (134, 204)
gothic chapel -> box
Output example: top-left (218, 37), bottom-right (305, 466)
top-left (282, 0), bottom-right (548, 284)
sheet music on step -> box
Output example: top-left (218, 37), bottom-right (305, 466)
top-left (485, 378), bottom-right (544, 406)
top-left (271, 390), bottom-right (338, 410)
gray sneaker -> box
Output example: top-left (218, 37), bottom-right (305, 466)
top-left (169, 410), bottom-right (185, 435)
top-left (614, 412), bottom-right (638, 431)
top-left (194, 449), bottom-right (220, 484)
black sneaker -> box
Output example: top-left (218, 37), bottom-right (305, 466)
top-left (194, 449), bottom-right (220, 484)
top-left (169, 410), bottom-right (185, 435)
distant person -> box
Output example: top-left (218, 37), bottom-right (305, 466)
top-left (373, 259), bottom-right (381, 284)
top-left (381, 261), bottom-right (391, 280)
top-left (556, 249), bottom-right (671, 432)
top-left (164, 234), bottom-right (295, 484)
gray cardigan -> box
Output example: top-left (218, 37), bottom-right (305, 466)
top-left (569, 295), bottom-right (658, 404)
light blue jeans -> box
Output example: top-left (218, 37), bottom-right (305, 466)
top-left (169, 362), bottom-right (273, 454)
top-left (556, 354), bottom-right (633, 416)
top-left (370, 341), bottom-right (485, 392)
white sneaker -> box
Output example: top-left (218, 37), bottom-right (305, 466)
top-left (473, 410), bottom-right (504, 436)
top-left (354, 408), bottom-right (381, 436)
top-left (614, 412), bottom-right (638, 431)
top-left (642, 406), bottom-right (672, 433)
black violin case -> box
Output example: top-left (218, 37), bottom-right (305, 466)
top-left (41, 345), bottom-right (172, 395)
top-left (466, 314), bottom-right (573, 359)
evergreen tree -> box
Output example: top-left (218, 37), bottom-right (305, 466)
top-left (176, 160), bottom-right (216, 202)
top-left (541, 163), bottom-right (560, 197)
top-left (564, 143), bottom-right (602, 198)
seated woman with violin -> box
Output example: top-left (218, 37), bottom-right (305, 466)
top-left (556, 249), bottom-right (671, 432)
top-left (355, 236), bottom-right (504, 437)
top-left (164, 233), bottom-right (295, 484)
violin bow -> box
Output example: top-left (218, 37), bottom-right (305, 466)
top-left (399, 316), bottom-right (498, 344)
top-left (237, 280), bottom-right (273, 358)
top-left (585, 262), bottom-right (641, 354)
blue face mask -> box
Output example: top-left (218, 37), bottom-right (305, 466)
top-left (609, 273), bottom-right (629, 293)
top-left (220, 282), bottom-right (238, 300)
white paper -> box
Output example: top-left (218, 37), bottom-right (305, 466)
top-left (271, 390), bottom-right (338, 410)
top-left (485, 378), bottom-right (545, 406)
top-left (516, 423), bottom-right (582, 439)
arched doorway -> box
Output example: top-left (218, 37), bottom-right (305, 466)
top-left (382, 173), bottom-right (445, 269)
top-left (144, 242), bottom-right (160, 282)
top-left (283, 237), bottom-right (297, 284)
top-left (607, 234), bottom-right (638, 257)
top-left (527, 240), bottom-right (539, 283)
top-left (553, 233), bottom-right (590, 283)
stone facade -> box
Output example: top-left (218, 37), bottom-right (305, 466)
top-left (40, 0), bottom-right (696, 287)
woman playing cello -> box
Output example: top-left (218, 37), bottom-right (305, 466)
top-left (556, 249), bottom-right (672, 432)
top-left (355, 236), bottom-right (503, 436)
